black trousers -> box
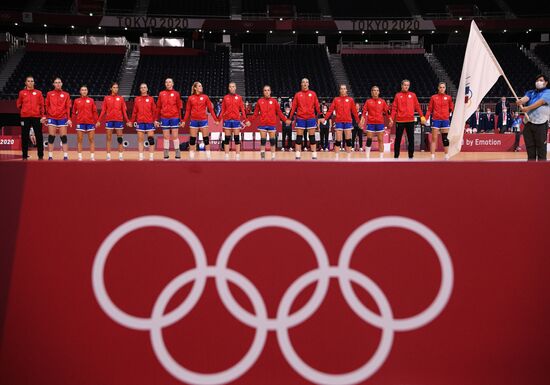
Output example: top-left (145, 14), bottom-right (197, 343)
top-left (352, 128), bottom-right (363, 148)
top-left (282, 128), bottom-right (292, 149)
top-left (21, 117), bottom-right (44, 159)
top-left (523, 121), bottom-right (548, 161)
top-left (320, 126), bottom-right (329, 149)
top-left (395, 121), bottom-right (415, 158)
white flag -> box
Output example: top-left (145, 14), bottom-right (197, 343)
top-left (448, 21), bottom-right (505, 158)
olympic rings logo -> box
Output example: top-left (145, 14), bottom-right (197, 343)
top-left (92, 215), bottom-right (453, 385)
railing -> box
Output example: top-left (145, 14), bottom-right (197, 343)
top-left (25, 34), bottom-right (129, 47)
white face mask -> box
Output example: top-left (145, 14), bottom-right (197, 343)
top-left (535, 81), bottom-right (546, 90)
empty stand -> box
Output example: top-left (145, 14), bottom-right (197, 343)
top-left (244, 44), bottom-right (337, 98)
top-left (148, 0), bottom-right (229, 16)
top-left (131, 46), bottom-right (229, 97)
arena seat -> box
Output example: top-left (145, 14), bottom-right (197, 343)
top-left (243, 44), bottom-right (337, 98)
top-left (131, 46), bottom-right (229, 98)
top-left (105, 0), bottom-right (136, 14)
top-left (148, 0), bottom-right (229, 17)
top-left (328, 0), bottom-right (410, 17)
top-left (342, 53), bottom-right (439, 99)
top-left (433, 43), bottom-right (541, 98)
top-left (534, 44), bottom-right (550, 67)
top-left (2, 50), bottom-right (125, 98)
top-left (41, 0), bottom-right (74, 12)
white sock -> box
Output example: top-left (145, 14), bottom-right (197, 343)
top-left (189, 150), bottom-right (195, 159)
top-left (335, 152), bottom-right (339, 160)
top-left (163, 139), bottom-right (169, 150)
top-left (63, 152), bottom-right (68, 158)
top-left (379, 152), bottom-right (383, 158)
top-left (431, 154), bottom-right (435, 160)
top-left (366, 147), bottom-right (371, 153)
top-left (149, 153), bottom-right (154, 160)
top-left (224, 153), bottom-right (230, 160)
top-left (295, 150), bottom-right (301, 158)
top-left (106, 152), bottom-right (111, 160)
top-left (444, 154), bottom-right (449, 160)
top-left (206, 150), bottom-right (211, 159)
top-left (48, 151), bottom-right (53, 158)
top-left (78, 153), bottom-right (82, 160)
top-left (139, 152), bottom-right (144, 160)
top-left (90, 153), bottom-right (95, 160)
top-left (271, 152), bottom-right (276, 159)
top-left (312, 151), bottom-right (317, 158)
top-left (173, 139), bottom-right (180, 149)
top-left (235, 153), bottom-right (240, 160)
top-left (118, 152), bottom-right (123, 159)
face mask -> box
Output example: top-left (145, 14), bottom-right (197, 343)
top-left (535, 81), bottom-right (546, 90)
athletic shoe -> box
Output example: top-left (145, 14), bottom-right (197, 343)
top-left (48, 157), bottom-right (53, 160)
top-left (281, 148), bottom-right (285, 152)
top-left (106, 153), bottom-right (111, 161)
top-left (260, 152), bottom-right (266, 160)
top-left (175, 149), bottom-right (181, 159)
top-left (164, 149), bottom-right (169, 160)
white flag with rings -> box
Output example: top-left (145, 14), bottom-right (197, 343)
top-left (448, 20), bottom-right (505, 158)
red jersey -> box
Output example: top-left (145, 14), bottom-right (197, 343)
top-left (253, 97), bottom-right (287, 127)
top-left (45, 89), bottom-right (71, 120)
top-left (131, 95), bottom-right (157, 123)
top-left (72, 96), bottom-right (98, 125)
top-left (183, 94), bottom-right (216, 121)
top-left (390, 91), bottom-right (424, 122)
top-left (289, 90), bottom-right (320, 119)
top-left (425, 93), bottom-right (454, 121)
top-left (98, 95), bottom-right (129, 122)
top-left (362, 98), bottom-right (389, 125)
top-left (17, 88), bottom-right (45, 118)
top-left (220, 93), bottom-right (246, 121)
top-left (324, 96), bottom-right (360, 123)
top-left (156, 90), bottom-right (182, 120)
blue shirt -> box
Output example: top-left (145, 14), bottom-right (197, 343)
top-left (524, 88), bottom-right (550, 124)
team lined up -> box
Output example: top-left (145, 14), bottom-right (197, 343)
top-left (16, 76), bottom-right (454, 160)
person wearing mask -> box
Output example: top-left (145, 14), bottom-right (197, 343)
top-left (467, 106), bottom-right (482, 133)
top-left (281, 105), bottom-right (293, 151)
top-left (351, 102), bottom-right (364, 151)
top-left (318, 104), bottom-right (331, 152)
top-left (16, 75), bottom-right (45, 160)
top-left (479, 107), bottom-right (495, 133)
top-left (495, 96), bottom-right (510, 118)
top-left (516, 75), bottom-right (550, 161)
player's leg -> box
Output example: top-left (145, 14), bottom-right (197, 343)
top-left (115, 128), bottom-right (124, 160)
top-left (77, 129), bottom-right (84, 160)
top-left (59, 124), bottom-right (69, 160)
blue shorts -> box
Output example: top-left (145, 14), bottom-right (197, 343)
top-left (258, 126), bottom-right (276, 131)
top-left (432, 119), bottom-right (450, 129)
top-left (223, 120), bottom-right (241, 129)
top-left (47, 118), bottom-right (68, 127)
top-left (189, 119), bottom-right (208, 129)
top-left (136, 123), bottom-right (155, 132)
top-left (367, 124), bottom-right (385, 132)
top-left (295, 118), bottom-right (317, 129)
top-left (160, 118), bottom-right (180, 129)
top-left (335, 122), bottom-right (354, 130)
top-left (105, 121), bottom-right (124, 129)
top-left (76, 124), bottom-right (95, 131)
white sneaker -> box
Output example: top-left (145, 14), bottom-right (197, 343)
top-left (224, 153), bottom-right (230, 160)
top-left (235, 154), bottom-right (240, 160)
top-left (149, 153), bottom-right (154, 161)
top-left (106, 153), bottom-right (111, 161)
top-left (444, 154), bottom-right (450, 160)
top-left (281, 148), bottom-right (285, 152)
top-left (189, 151), bottom-right (195, 160)
top-left (78, 153), bottom-right (83, 161)
top-left (118, 153), bottom-right (124, 161)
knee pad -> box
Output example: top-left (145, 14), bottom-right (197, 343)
top-left (147, 137), bottom-right (155, 146)
top-left (334, 140), bottom-right (342, 147)
top-left (309, 135), bottom-right (316, 145)
top-left (442, 133), bottom-right (449, 147)
top-left (233, 135), bottom-right (240, 144)
top-left (189, 136), bottom-right (197, 146)
top-left (295, 135), bottom-right (303, 145)
top-left (269, 138), bottom-right (276, 146)
top-left (366, 138), bottom-right (373, 147)
top-left (224, 136), bottom-right (231, 145)
top-left (203, 136), bottom-right (209, 145)
top-left (117, 136), bottom-right (123, 144)
top-left (60, 135), bottom-right (67, 144)
top-left (260, 137), bottom-right (267, 146)
top-left (48, 135), bottom-right (55, 144)
top-left (345, 139), bottom-right (353, 148)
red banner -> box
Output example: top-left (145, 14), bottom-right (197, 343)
top-left (1, 163), bottom-right (549, 385)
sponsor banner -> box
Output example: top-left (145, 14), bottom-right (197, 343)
top-left (100, 16), bottom-right (204, 30)
top-left (0, 135), bottom-right (20, 150)
top-left (0, 163), bottom-right (549, 385)
top-left (335, 19), bottom-right (435, 32)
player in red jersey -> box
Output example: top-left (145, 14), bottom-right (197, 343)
top-left (131, 83), bottom-right (157, 161)
top-left (289, 78), bottom-right (321, 160)
top-left (220, 82), bottom-right (250, 160)
top-left (72, 85), bottom-right (98, 161)
top-left (155, 78), bottom-right (183, 160)
top-left (361, 86), bottom-right (390, 159)
top-left (322, 84), bottom-right (359, 160)
top-left (16, 76), bottom-right (46, 160)
top-left (389, 79), bottom-right (426, 159)
top-left (425, 82), bottom-right (454, 160)
top-left (253, 85), bottom-right (291, 160)
top-left (96, 82), bottom-right (129, 161)
top-left (45, 77), bottom-right (72, 160)
top-left (182, 81), bottom-right (218, 160)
